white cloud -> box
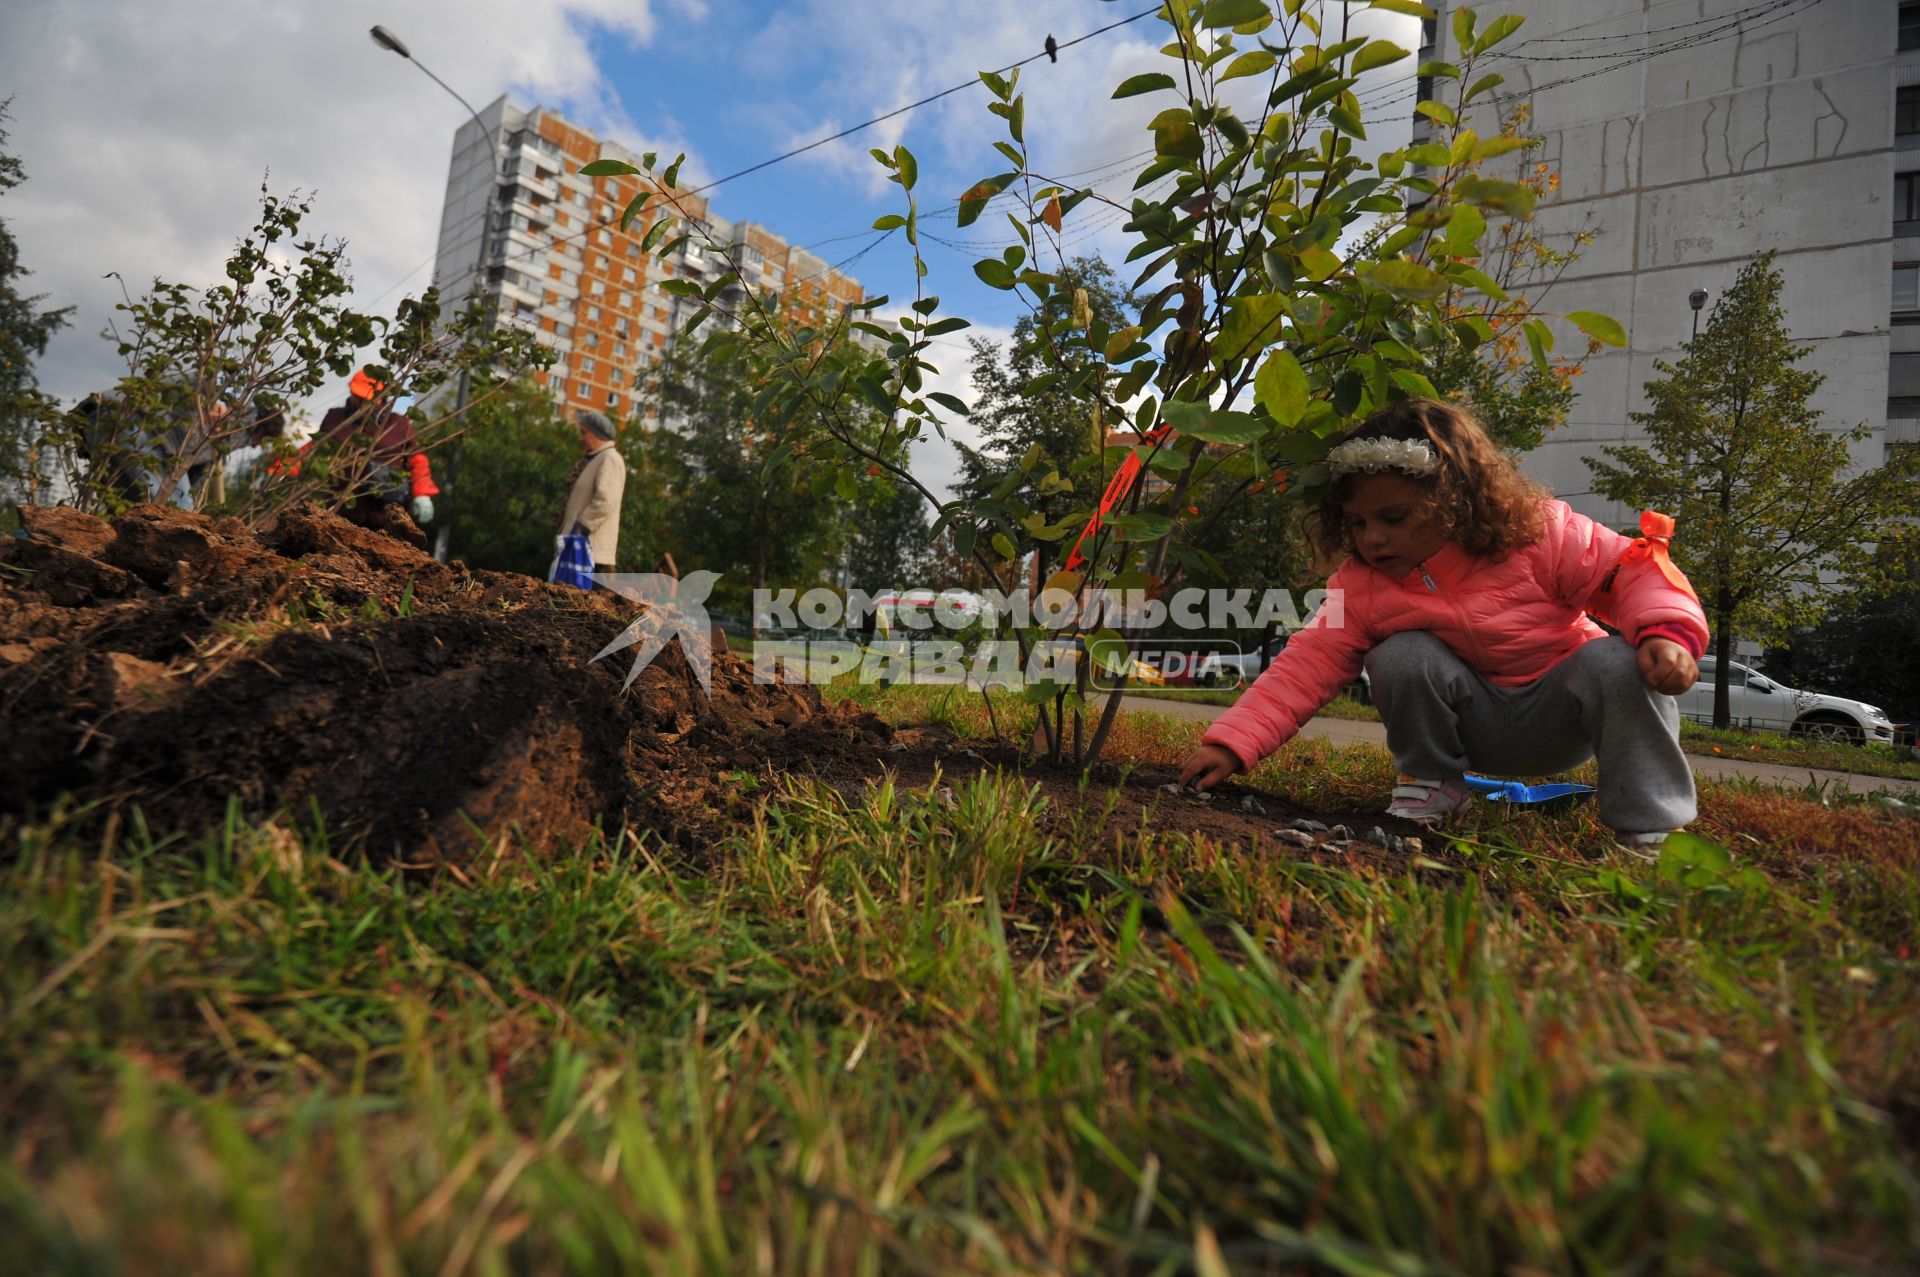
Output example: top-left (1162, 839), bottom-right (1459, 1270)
top-left (1, 0), bottom-right (697, 408)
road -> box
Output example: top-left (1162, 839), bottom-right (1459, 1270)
top-left (1119, 695), bottom-right (1920, 798)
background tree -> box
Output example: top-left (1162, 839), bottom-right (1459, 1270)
top-left (957, 255), bottom-right (1136, 581)
top-left (1763, 527), bottom-right (1920, 728)
top-left (45, 183), bottom-right (548, 523)
top-left (0, 99), bottom-right (73, 520)
top-left (845, 478), bottom-right (931, 591)
top-left (443, 376), bottom-right (685, 578)
top-left (1586, 251), bottom-right (1920, 728)
top-left (645, 332), bottom-right (852, 623)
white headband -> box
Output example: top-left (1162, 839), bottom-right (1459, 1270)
top-left (1326, 436), bottom-right (1438, 478)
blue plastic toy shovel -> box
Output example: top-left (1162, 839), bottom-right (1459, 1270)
top-left (1464, 774), bottom-right (1596, 809)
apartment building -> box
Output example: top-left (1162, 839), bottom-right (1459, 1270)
top-left (1421, 0), bottom-right (1900, 527)
top-left (427, 97), bottom-right (868, 422)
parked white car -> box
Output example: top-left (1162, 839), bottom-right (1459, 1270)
top-left (1679, 659), bottom-right (1897, 744)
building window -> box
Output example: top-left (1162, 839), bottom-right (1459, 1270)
top-left (576, 382), bottom-right (589, 399)
top-left (586, 305), bottom-right (601, 321)
top-left (1902, 87), bottom-right (1920, 138)
top-left (607, 390), bottom-right (619, 407)
top-left (623, 267), bottom-right (638, 284)
top-left (1904, 4), bottom-right (1920, 51)
top-left (1901, 174), bottom-right (1920, 223)
top-left (581, 357), bottom-right (596, 373)
top-left (1897, 265), bottom-right (1920, 312)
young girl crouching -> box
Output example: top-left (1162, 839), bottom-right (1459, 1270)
top-left (1178, 398), bottom-right (1707, 850)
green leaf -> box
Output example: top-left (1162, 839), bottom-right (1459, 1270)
top-left (1356, 259), bottom-right (1448, 300)
top-left (1254, 349), bottom-right (1310, 426)
top-left (1086, 628), bottom-right (1130, 676)
top-left (973, 258), bottom-right (1017, 290)
top-left (1367, 0), bottom-right (1435, 16)
top-left (956, 173), bottom-right (1016, 228)
top-left (1106, 512), bottom-right (1174, 542)
top-left (1455, 176), bottom-right (1537, 218)
top-left (1163, 398), bottom-right (1267, 445)
top-left (1328, 103), bottom-right (1367, 139)
top-left (1415, 99), bottom-right (1456, 127)
top-left (1200, 0), bottom-right (1267, 28)
top-left (1217, 295), bottom-right (1290, 362)
top-left (1113, 72), bottom-right (1179, 99)
top-left (1449, 264), bottom-right (1507, 300)
top-left (1351, 40), bottom-right (1408, 75)
top-left (1523, 318), bottom-right (1552, 373)
top-left (1153, 117), bottom-right (1204, 162)
top-left (834, 468), bottom-right (859, 502)
top-left (1462, 72), bottom-right (1505, 103)
top-left (1442, 203), bottom-right (1486, 253)
top-left (1452, 7), bottom-right (1476, 50)
top-left (618, 193), bottom-right (649, 231)
top-left (893, 144), bottom-right (918, 192)
top-left (872, 213), bottom-right (907, 231)
top-left (1469, 134), bottom-right (1533, 162)
top-left (1473, 13), bottom-right (1526, 54)
top-left (1219, 50), bottom-right (1277, 82)
top-left (659, 279), bottom-right (703, 298)
top-left (991, 532), bottom-right (1017, 559)
top-left (927, 391), bottom-right (970, 415)
top-left (579, 159), bottom-right (639, 176)
top-left (1298, 245), bottom-right (1341, 282)
top-left (1567, 309), bottom-right (1628, 347)
top-left (923, 316), bottom-right (970, 336)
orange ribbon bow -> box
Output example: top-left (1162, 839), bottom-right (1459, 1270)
top-left (1619, 510), bottom-right (1694, 595)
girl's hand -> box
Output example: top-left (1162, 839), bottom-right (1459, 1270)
top-left (1637, 637), bottom-right (1698, 694)
top-left (1179, 744), bottom-right (1243, 792)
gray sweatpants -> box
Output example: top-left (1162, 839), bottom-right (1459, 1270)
top-left (1363, 632), bottom-right (1696, 834)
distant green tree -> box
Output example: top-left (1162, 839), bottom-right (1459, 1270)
top-left (1586, 252), bottom-right (1920, 728)
top-left (444, 376), bottom-right (684, 579)
top-left (845, 478), bottom-right (930, 591)
top-left (957, 255), bottom-right (1137, 581)
top-left (436, 376), bottom-right (579, 577)
top-left (1763, 527), bottom-right (1920, 724)
top-left (647, 334), bottom-right (847, 621)
top-left (0, 100), bottom-right (73, 516)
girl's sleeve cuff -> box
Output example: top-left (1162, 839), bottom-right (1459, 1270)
top-left (1637, 623), bottom-right (1705, 659)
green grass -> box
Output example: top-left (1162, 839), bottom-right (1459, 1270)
top-left (4, 697), bottom-right (1919, 1274)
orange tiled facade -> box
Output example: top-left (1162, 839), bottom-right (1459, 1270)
top-left (430, 98), bottom-right (869, 422)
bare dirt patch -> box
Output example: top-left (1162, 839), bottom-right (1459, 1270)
top-left (3, 504), bottom-right (1407, 866)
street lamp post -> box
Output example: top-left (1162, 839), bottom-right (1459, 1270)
top-left (370, 24), bottom-right (501, 562)
top-left (1688, 287), bottom-right (1709, 341)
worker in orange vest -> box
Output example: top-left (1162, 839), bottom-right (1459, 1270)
top-left (279, 369), bottom-right (440, 530)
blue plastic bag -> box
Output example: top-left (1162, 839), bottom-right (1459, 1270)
top-left (549, 531), bottom-right (595, 591)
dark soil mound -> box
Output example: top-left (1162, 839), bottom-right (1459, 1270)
top-left (1, 504), bottom-right (888, 862)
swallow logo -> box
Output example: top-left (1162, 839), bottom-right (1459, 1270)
top-left (590, 571), bottom-right (722, 695)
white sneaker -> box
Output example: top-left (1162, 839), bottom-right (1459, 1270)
top-left (1386, 775), bottom-right (1471, 829)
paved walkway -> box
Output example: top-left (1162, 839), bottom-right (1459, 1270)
top-left (1120, 696), bottom-right (1920, 797)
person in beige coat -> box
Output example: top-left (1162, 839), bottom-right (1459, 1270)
top-left (558, 411), bottom-right (627, 573)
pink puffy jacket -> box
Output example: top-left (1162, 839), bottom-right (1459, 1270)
top-left (1201, 500), bottom-right (1710, 771)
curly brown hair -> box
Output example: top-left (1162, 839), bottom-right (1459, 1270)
top-left (1305, 398), bottom-right (1548, 567)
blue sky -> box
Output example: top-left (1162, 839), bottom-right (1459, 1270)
top-left (3, 0), bottom-right (1416, 498)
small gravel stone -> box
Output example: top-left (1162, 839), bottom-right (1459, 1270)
top-left (1328, 824), bottom-right (1353, 842)
top-left (1160, 782), bottom-right (1185, 795)
top-left (1289, 818), bottom-right (1328, 833)
top-left (1367, 825), bottom-right (1388, 846)
top-left (1402, 836), bottom-right (1423, 855)
top-left (1239, 795), bottom-right (1266, 814)
top-left (1275, 829), bottom-right (1316, 848)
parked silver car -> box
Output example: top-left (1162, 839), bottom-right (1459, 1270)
top-left (1679, 659), bottom-right (1897, 744)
